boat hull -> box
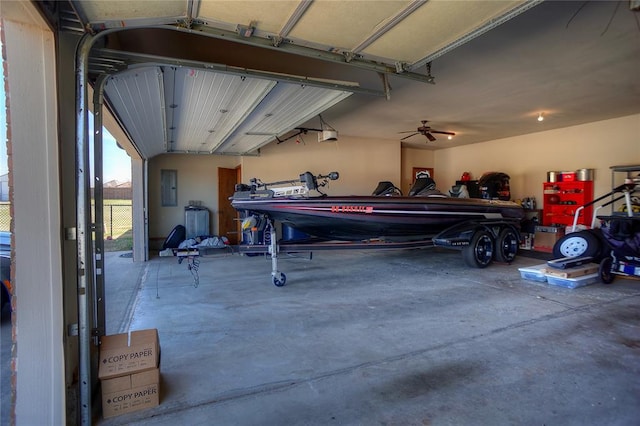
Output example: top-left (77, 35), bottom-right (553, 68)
top-left (232, 195), bottom-right (525, 241)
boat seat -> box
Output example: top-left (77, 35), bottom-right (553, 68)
top-left (409, 177), bottom-right (441, 196)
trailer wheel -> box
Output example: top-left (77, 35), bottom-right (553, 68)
top-left (552, 230), bottom-right (601, 259)
top-left (599, 257), bottom-right (614, 284)
top-left (272, 272), bottom-right (286, 287)
top-left (463, 230), bottom-right (494, 268)
top-left (495, 228), bottom-right (519, 263)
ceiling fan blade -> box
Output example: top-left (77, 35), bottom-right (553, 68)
top-left (400, 132), bottom-right (419, 141)
top-left (398, 130), bottom-right (418, 134)
top-left (426, 133), bottom-right (436, 142)
top-left (430, 130), bottom-right (455, 136)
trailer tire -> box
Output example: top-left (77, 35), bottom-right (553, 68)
top-left (463, 230), bottom-right (494, 268)
top-left (495, 228), bottom-right (519, 263)
top-left (599, 257), bottom-right (615, 284)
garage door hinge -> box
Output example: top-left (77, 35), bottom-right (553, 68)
top-left (67, 323), bottom-right (78, 337)
top-left (65, 227), bottom-right (77, 241)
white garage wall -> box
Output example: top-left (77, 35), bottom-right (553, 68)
top-left (242, 136), bottom-right (402, 196)
top-left (434, 114), bottom-right (640, 202)
top-left (148, 154), bottom-right (240, 240)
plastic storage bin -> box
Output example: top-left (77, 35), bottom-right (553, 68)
top-left (546, 272), bottom-right (599, 289)
top-left (518, 264), bottom-right (548, 282)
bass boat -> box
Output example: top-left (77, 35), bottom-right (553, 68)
top-left (231, 172), bottom-right (526, 273)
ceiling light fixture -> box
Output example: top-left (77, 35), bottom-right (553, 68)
top-left (448, 135), bottom-right (453, 140)
top-left (537, 112), bottom-right (544, 122)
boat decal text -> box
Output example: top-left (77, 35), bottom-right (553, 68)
top-left (330, 205), bottom-right (374, 214)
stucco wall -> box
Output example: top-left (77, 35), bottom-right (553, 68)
top-left (242, 135), bottom-right (402, 196)
top-left (434, 114), bottom-right (640, 202)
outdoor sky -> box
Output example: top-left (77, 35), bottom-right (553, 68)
top-left (91, 117), bottom-right (132, 183)
top-left (1, 36), bottom-right (131, 183)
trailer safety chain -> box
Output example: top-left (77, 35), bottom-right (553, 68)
top-left (188, 256), bottom-right (200, 288)
top-left (177, 249), bottom-right (200, 287)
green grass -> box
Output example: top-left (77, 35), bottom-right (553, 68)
top-left (103, 229), bottom-right (133, 252)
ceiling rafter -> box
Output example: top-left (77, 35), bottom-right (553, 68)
top-left (89, 48), bottom-right (383, 97)
top-left (185, 23), bottom-right (435, 84)
top-left (274, 0), bottom-right (313, 47)
top-left (408, 0), bottom-right (544, 71)
top-left (350, 0), bottom-right (427, 57)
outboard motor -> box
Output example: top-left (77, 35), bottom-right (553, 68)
top-left (479, 172), bottom-right (511, 201)
top-left (372, 181), bottom-right (402, 196)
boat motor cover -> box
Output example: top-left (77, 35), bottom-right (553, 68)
top-left (300, 172), bottom-right (317, 190)
top-left (479, 172), bottom-right (511, 201)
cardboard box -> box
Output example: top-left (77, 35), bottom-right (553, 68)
top-left (99, 329), bottom-right (159, 379)
top-left (102, 368), bottom-right (160, 418)
top-left (533, 226), bottom-right (565, 253)
top-left (543, 263), bottom-right (599, 279)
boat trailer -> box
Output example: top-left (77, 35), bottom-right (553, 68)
top-left (175, 216), bottom-right (521, 287)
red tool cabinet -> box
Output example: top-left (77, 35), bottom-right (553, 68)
top-left (542, 180), bottom-right (594, 227)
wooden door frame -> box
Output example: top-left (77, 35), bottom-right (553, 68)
top-left (217, 166), bottom-right (241, 244)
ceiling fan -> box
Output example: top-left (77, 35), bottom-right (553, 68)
top-left (399, 120), bottom-right (455, 142)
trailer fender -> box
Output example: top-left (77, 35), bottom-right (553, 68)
top-left (432, 219), bottom-right (520, 250)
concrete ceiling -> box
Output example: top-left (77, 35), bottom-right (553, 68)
top-left (42, 0), bottom-right (640, 155)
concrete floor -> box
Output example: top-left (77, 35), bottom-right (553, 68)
top-left (93, 246), bottom-right (640, 425)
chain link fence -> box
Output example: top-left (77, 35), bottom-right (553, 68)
top-left (103, 204), bottom-right (132, 239)
top-left (0, 202), bottom-right (9, 232)
top-left (0, 201), bottom-right (131, 250)
top-left (102, 203), bottom-right (132, 252)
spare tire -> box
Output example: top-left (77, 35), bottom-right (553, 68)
top-left (552, 230), bottom-right (601, 259)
